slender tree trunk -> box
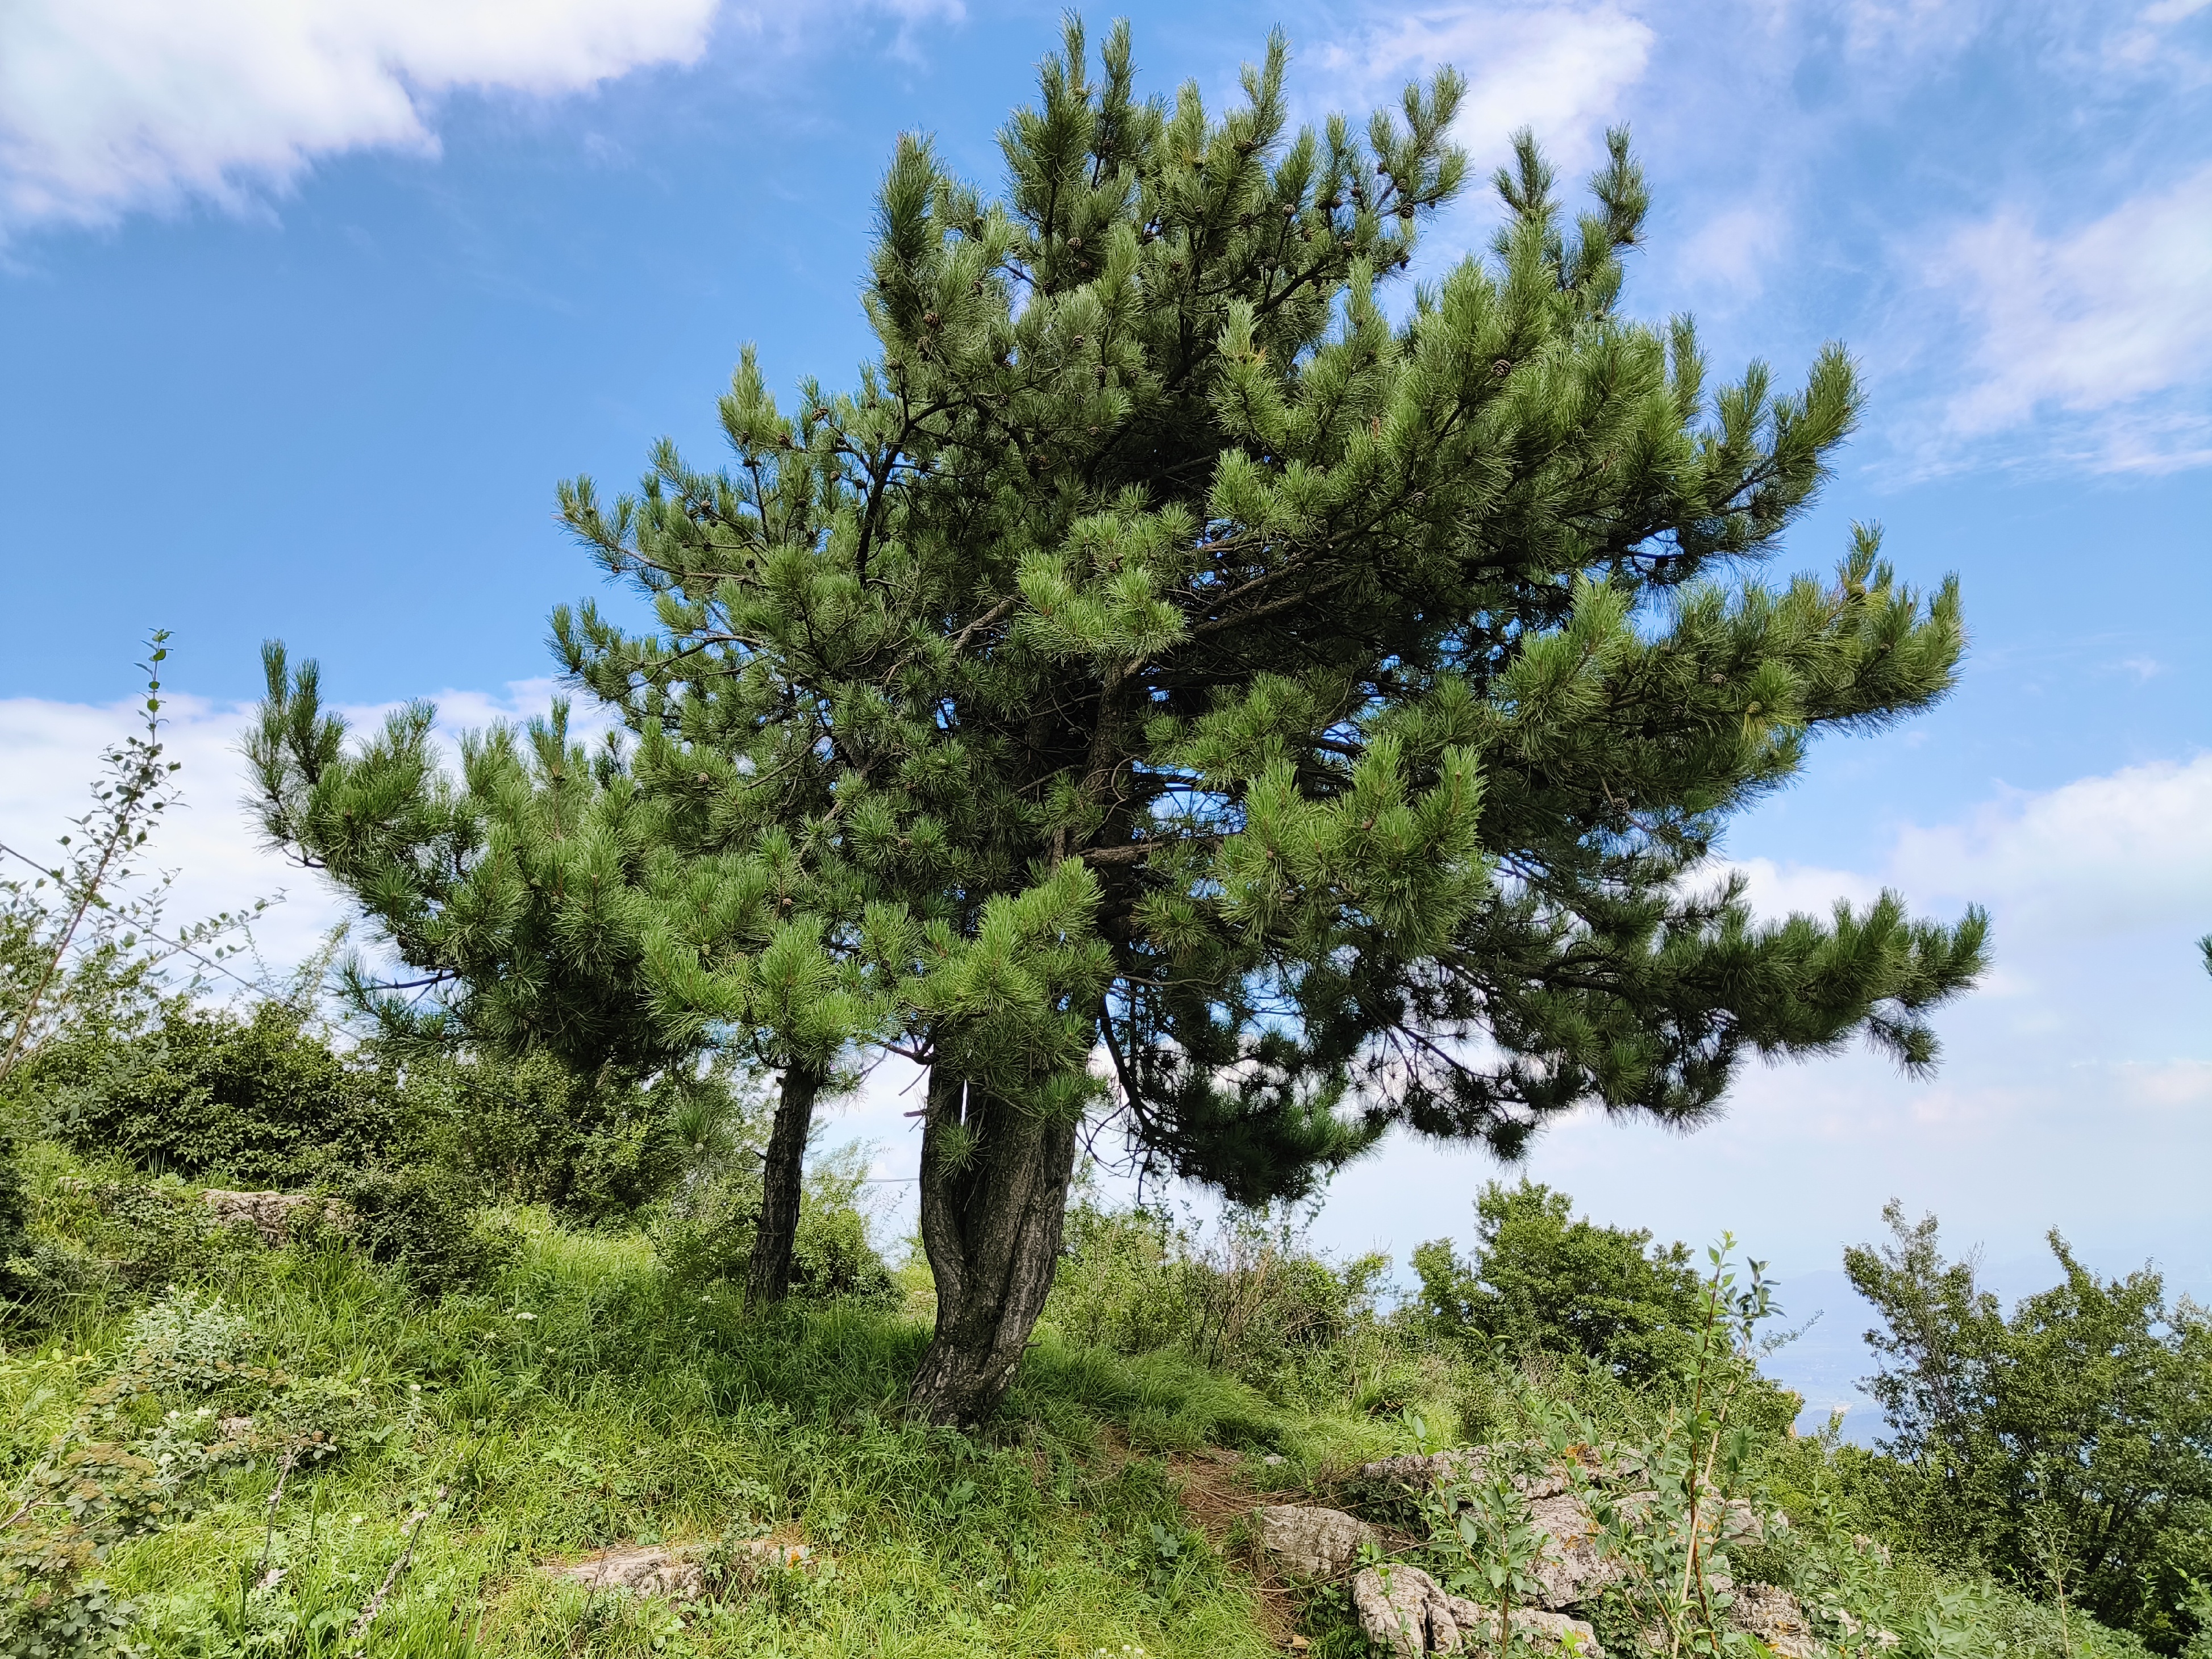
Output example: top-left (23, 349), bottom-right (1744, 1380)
top-left (906, 1070), bottom-right (1079, 1425)
top-left (745, 1062), bottom-right (823, 1309)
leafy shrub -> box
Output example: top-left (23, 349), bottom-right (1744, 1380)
top-left (0, 1120), bottom-right (30, 1302)
top-left (397, 1049), bottom-right (705, 1223)
top-left (1, 1289), bottom-right (278, 1659)
top-left (1043, 1199), bottom-right (1391, 1403)
top-left (1044, 1203), bottom-right (1197, 1356)
top-left (42, 999), bottom-right (405, 1189)
top-left (41, 998), bottom-right (716, 1224)
top-left (323, 1164), bottom-right (518, 1299)
top-left (1411, 1179), bottom-right (1710, 1384)
top-left (1844, 1204), bottom-right (2212, 1650)
top-left (118, 1286), bottom-right (255, 1381)
top-left (86, 1174), bottom-right (260, 1288)
top-left (654, 1141), bottom-right (894, 1303)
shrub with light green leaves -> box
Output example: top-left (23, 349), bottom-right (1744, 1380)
top-left (653, 1142), bottom-right (895, 1304)
top-left (1413, 1179), bottom-right (1712, 1384)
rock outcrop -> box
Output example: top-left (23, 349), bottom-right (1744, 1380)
top-left (544, 1539), bottom-right (811, 1600)
top-left (1357, 1443), bottom-right (1772, 1614)
top-left (1352, 1564), bottom-right (1605, 1657)
top-left (1252, 1504), bottom-right (1378, 1578)
top-left (201, 1189), bottom-right (351, 1246)
top-left (1727, 1584), bottom-right (1818, 1659)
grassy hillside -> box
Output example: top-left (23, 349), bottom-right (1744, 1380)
top-left (1, 1141), bottom-right (2169, 1659)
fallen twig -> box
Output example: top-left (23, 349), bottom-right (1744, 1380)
top-left (349, 1486), bottom-right (446, 1646)
top-left (252, 1448), bottom-right (298, 1593)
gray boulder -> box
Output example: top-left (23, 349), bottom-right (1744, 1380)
top-left (1352, 1564), bottom-right (1605, 1657)
top-left (1728, 1583), bottom-right (1818, 1659)
top-left (201, 1189), bottom-right (352, 1247)
top-left (1523, 1492), bottom-right (1630, 1609)
top-left (544, 1539), bottom-right (811, 1601)
top-left (1252, 1504), bottom-right (1378, 1578)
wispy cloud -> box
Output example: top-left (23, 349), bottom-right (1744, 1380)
top-left (1311, 3), bottom-right (1656, 177)
top-left (1927, 167), bottom-right (2212, 473)
top-left (0, 0), bottom-right (723, 234)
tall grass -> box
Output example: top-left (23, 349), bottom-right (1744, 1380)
top-left (0, 1153), bottom-right (2170, 1659)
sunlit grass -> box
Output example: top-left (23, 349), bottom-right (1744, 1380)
top-left (7, 1203), bottom-right (1330, 1658)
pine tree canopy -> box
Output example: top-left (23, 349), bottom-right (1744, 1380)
top-left (251, 19), bottom-right (1987, 1416)
top-left (248, 647), bottom-right (874, 1080)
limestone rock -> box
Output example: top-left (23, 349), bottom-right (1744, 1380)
top-left (1523, 1493), bottom-right (1630, 1609)
top-left (545, 1539), bottom-right (810, 1601)
top-left (1253, 1504), bottom-right (1378, 1578)
top-left (1357, 1447), bottom-right (1569, 1500)
top-left (1729, 1584), bottom-right (1818, 1659)
top-left (1359, 1443), bottom-right (1642, 1502)
top-left (1717, 1498), bottom-right (1766, 1545)
top-left (1352, 1564), bottom-right (1605, 1657)
top-left (202, 1189), bottom-right (351, 1247)
top-left (1353, 1563), bottom-right (1436, 1657)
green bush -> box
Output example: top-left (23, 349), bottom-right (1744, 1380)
top-left (1844, 1204), bottom-right (2212, 1650)
top-left (39, 993), bottom-right (728, 1228)
top-left (1043, 1199), bottom-right (1394, 1406)
top-left (323, 1164), bottom-right (519, 1299)
top-left (397, 1049), bottom-right (698, 1223)
top-left (1411, 1179), bottom-right (1710, 1384)
top-left (0, 1120), bottom-right (29, 1300)
top-left (653, 1141), bottom-right (894, 1303)
top-left (41, 999), bottom-right (405, 1189)
top-left (87, 1173), bottom-right (259, 1289)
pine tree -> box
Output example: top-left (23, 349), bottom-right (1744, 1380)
top-left (248, 654), bottom-right (880, 1306)
top-left (252, 21), bottom-right (1986, 1423)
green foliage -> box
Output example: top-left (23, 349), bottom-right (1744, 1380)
top-left (1426, 1451), bottom-right (1552, 1653)
top-left (81, 1175), bottom-right (260, 1290)
top-left (1527, 1243), bottom-right (1777, 1658)
top-left (42, 1000), bottom-right (403, 1191)
top-left (245, 16), bottom-right (1986, 1419)
top-left (653, 1142), bottom-right (895, 1304)
top-left (394, 1048), bottom-right (706, 1224)
top-left (0, 1283), bottom-right (413, 1659)
top-left (2, 1291), bottom-right (259, 1658)
top-left (0, 1122), bottom-right (30, 1304)
top-left (323, 1164), bottom-right (519, 1300)
top-left (1844, 1204), bottom-right (2212, 1650)
top-left (1043, 1197), bottom-right (1397, 1404)
top-left (2181, 1577), bottom-right (2212, 1659)
top-left (1413, 1179), bottom-right (1709, 1382)
top-left (40, 994), bottom-right (722, 1230)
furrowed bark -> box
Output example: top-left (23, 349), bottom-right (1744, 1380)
top-left (907, 1070), bottom-right (1079, 1425)
top-left (745, 1062), bottom-right (824, 1308)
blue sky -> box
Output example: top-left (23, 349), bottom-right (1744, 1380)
top-left (3, 0), bottom-right (2208, 1425)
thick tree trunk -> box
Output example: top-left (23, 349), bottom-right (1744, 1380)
top-left (745, 1062), bottom-right (823, 1309)
top-left (906, 1070), bottom-right (1079, 1425)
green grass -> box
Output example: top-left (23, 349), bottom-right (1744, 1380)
top-left (3, 1205), bottom-right (1407, 1659)
top-left (3, 1160), bottom-right (2169, 1659)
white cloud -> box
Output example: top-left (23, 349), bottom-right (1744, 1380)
top-left (1307, 751), bottom-right (2212, 1330)
top-left (1738, 753), bottom-right (2212, 944)
top-left (1672, 201), bottom-right (1789, 301)
top-left (1314, 4), bottom-right (1656, 177)
top-left (1886, 754), bottom-right (2212, 936)
top-left (1836, 0), bottom-right (1996, 60)
top-left (1931, 167), bottom-right (2212, 472)
top-left (0, 678), bottom-right (595, 983)
top-left (0, 0), bottom-right (721, 232)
